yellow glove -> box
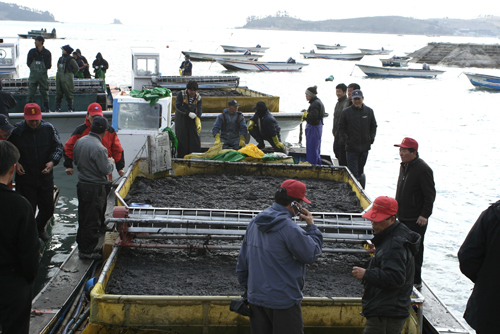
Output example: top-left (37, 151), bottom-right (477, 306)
top-left (179, 69), bottom-right (182, 76)
top-left (214, 133), bottom-right (221, 145)
top-left (272, 135), bottom-right (285, 150)
top-left (195, 117), bottom-right (201, 134)
top-left (301, 111), bottom-right (308, 121)
top-left (239, 135), bottom-right (246, 148)
top-left (247, 120), bottom-right (255, 131)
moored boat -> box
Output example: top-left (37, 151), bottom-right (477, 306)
top-left (216, 59), bottom-right (308, 71)
top-left (314, 44), bottom-right (347, 50)
top-left (359, 48), bottom-right (392, 55)
top-left (181, 51), bottom-right (263, 61)
top-left (220, 45), bottom-right (269, 53)
top-left (463, 72), bottom-right (500, 90)
top-left (380, 56), bottom-right (411, 67)
top-left (0, 37), bottom-right (20, 79)
top-left (18, 28), bottom-right (63, 39)
top-left (356, 64), bottom-right (445, 78)
top-left (300, 51), bottom-right (364, 60)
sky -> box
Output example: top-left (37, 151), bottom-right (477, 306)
top-left (10, 0), bottom-right (500, 28)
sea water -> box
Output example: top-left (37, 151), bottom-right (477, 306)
top-left (4, 20), bottom-right (500, 332)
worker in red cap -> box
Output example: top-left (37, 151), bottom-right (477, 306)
top-left (7, 103), bottom-right (63, 242)
top-left (394, 137), bottom-right (435, 290)
top-left (352, 196), bottom-right (420, 334)
top-left (236, 179), bottom-right (323, 333)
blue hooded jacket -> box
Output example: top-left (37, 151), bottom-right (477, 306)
top-left (236, 203), bottom-right (323, 309)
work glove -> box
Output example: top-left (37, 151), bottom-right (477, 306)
top-left (247, 120), bottom-right (255, 131)
top-left (301, 111), bottom-right (308, 121)
top-left (95, 66), bottom-right (99, 70)
top-left (214, 133), bottom-right (221, 145)
top-left (195, 117), bottom-right (201, 134)
top-left (188, 112), bottom-right (197, 119)
top-left (179, 69), bottom-right (182, 76)
top-left (272, 135), bottom-right (285, 150)
top-left (239, 135), bottom-right (246, 148)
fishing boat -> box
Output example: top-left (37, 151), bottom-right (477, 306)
top-left (18, 28), bottom-right (63, 39)
top-left (356, 64), bottom-right (445, 78)
top-left (380, 56), bottom-right (411, 67)
top-left (220, 45), bottom-right (269, 53)
top-left (359, 48), bottom-right (392, 55)
top-left (300, 51), bottom-right (364, 60)
top-left (216, 59), bottom-right (308, 71)
top-left (463, 72), bottom-right (500, 90)
top-left (180, 51), bottom-right (263, 61)
top-left (0, 37), bottom-right (20, 79)
top-left (314, 44), bottom-right (347, 50)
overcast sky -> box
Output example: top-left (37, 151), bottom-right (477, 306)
top-left (11, 0), bottom-right (499, 28)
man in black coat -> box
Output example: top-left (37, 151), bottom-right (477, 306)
top-left (394, 137), bottom-right (435, 289)
top-left (0, 141), bottom-right (40, 334)
top-left (458, 201), bottom-right (500, 334)
top-left (0, 80), bottom-right (16, 118)
top-left (175, 80), bottom-right (202, 158)
top-left (352, 196), bottom-right (420, 334)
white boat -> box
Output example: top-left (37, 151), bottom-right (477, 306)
top-left (220, 45), bottom-right (269, 53)
top-left (314, 44), bottom-right (346, 50)
top-left (300, 52), bottom-right (364, 60)
top-left (181, 51), bottom-right (263, 62)
top-left (380, 56), bottom-right (411, 67)
top-left (359, 48), bottom-right (392, 55)
top-left (216, 59), bottom-right (308, 71)
top-left (0, 37), bottom-right (20, 79)
top-left (356, 64), bottom-right (444, 78)
top-left (463, 72), bottom-right (500, 90)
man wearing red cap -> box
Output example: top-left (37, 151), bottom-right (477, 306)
top-left (8, 103), bottom-right (63, 242)
top-left (236, 179), bottom-right (323, 334)
top-left (352, 196), bottom-right (420, 334)
top-left (394, 137), bottom-right (435, 289)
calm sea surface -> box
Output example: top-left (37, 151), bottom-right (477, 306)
top-left (4, 20), bottom-right (500, 332)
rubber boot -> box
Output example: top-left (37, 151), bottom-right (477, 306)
top-left (43, 101), bottom-right (50, 113)
top-left (68, 104), bottom-right (73, 112)
top-left (55, 103), bottom-right (61, 112)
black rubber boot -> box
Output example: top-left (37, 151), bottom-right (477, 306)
top-left (43, 101), bottom-right (50, 113)
top-left (68, 104), bottom-right (74, 112)
top-left (55, 103), bottom-right (61, 112)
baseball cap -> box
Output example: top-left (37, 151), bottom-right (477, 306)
top-left (24, 103), bottom-right (42, 121)
top-left (87, 102), bottom-right (103, 116)
top-left (362, 196), bottom-right (398, 223)
top-left (351, 90), bottom-right (363, 99)
top-left (90, 116), bottom-right (109, 134)
top-left (0, 114), bottom-right (13, 131)
top-left (252, 101), bottom-right (267, 111)
top-left (228, 99), bottom-right (239, 107)
top-left (281, 179), bottom-right (311, 204)
top-left (394, 137), bottom-right (418, 151)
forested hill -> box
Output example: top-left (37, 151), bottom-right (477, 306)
top-left (0, 1), bottom-right (55, 21)
top-left (242, 15), bottom-right (500, 37)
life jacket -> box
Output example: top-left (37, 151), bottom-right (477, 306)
top-left (221, 112), bottom-right (244, 131)
top-left (181, 90), bottom-right (201, 105)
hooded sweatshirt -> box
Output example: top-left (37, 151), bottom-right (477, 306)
top-left (236, 203), bottom-right (323, 309)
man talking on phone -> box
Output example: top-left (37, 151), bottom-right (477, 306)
top-left (236, 179), bottom-right (323, 334)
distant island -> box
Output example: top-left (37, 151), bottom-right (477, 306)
top-left (243, 13), bottom-right (500, 37)
top-left (0, 1), bottom-right (55, 21)
top-left (112, 18), bottom-right (122, 24)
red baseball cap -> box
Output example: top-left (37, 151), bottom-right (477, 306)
top-left (281, 179), bottom-right (311, 204)
top-left (87, 102), bottom-right (103, 116)
top-left (24, 103), bottom-right (42, 121)
top-left (362, 196), bottom-right (398, 223)
top-left (394, 137), bottom-right (418, 151)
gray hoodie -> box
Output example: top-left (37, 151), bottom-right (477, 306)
top-left (73, 132), bottom-right (113, 184)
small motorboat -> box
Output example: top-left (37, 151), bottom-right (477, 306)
top-left (300, 52), bottom-right (364, 60)
top-left (181, 51), bottom-right (263, 61)
top-left (356, 64), bottom-right (444, 78)
top-left (18, 28), bottom-right (63, 39)
top-left (220, 45), bottom-right (269, 53)
top-left (380, 56), bottom-right (411, 67)
top-left (359, 48), bottom-right (392, 55)
top-left (463, 72), bottom-right (500, 90)
top-left (314, 44), bottom-right (347, 50)
top-left (216, 59), bottom-right (308, 71)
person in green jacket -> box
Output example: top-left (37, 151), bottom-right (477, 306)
top-left (26, 36), bottom-right (51, 112)
top-left (55, 45), bottom-right (78, 112)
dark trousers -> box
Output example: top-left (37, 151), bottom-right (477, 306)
top-left (363, 316), bottom-right (406, 334)
top-left (249, 303), bottom-right (303, 334)
top-left (0, 269), bottom-right (33, 334)
top-left (346, 151), bottom-right (369, 181)
top-left (400, 219), bottom-right (427, 285)
top-left (333, 138), bottom-right (347, 166)
top-left (249, 129), bottom-right (284, 152)
top-left (77, 182), bottom-right (106, 254)
top-left (16, 183), bottom-right (54, 233)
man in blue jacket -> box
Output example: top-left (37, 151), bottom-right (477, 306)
top-left (236, 179), bottom-right (323, 334)
top-left (212, 99), bottom-right (247, 149)
top-left (248, 101), bottom-right (285, 152)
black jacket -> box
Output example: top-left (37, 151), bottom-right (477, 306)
top-left (8, 120), bottom-right (63, 187)
top-left (338, 104), bottom-right (377, 152)
top-left (0, 91), bottom-right (16, 117)
top-left (0, 183), bottom-right (39, 283)
top-left (333, 95), bottom-right (349, 143)
top-left (93, 55), bottom-right (109, 73)
top-left (362, 221), bottom-right (420, 318)
top-left (305, 96), bottom-right (325, 126)
top-left (458, 201), bottom-right (500, 332)
top-left (27, 46), bottom-right (52, 70)
top-left (395, 157), bottom-right (436, 222)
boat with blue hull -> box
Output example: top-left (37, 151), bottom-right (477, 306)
top-left (356, 64), bottom-right (445, 78)
top-left (464, 72), bottom-right (500, 90)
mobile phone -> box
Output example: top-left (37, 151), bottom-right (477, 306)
top-left (292, 201), bottom-right (304, 216)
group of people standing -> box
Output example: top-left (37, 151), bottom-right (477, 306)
top-left (26, 35), bottom-right (108, 113)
